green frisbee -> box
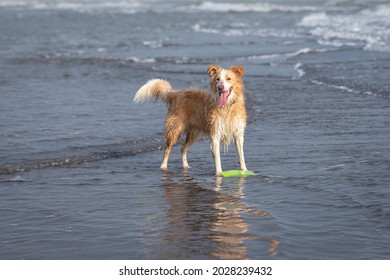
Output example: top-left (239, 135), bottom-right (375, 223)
top-left (220, 170), bottom-right (257, 177)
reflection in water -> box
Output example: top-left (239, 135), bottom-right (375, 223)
top-left (162, 171), bottom-right (279, 259)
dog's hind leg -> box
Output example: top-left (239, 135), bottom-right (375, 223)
top-left (161, 143), bottom-right (172, 170)
top-left (161, 128), bottom-right (181, 170)
top-left (161, 138), bottom-right (175, 170)
top-left (181, 131), bottom-right (199, 169)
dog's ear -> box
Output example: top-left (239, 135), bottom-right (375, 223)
top-left (207, 65), bottom-right (221, 76)
top-left (230, 65), bottom-right (245, 77)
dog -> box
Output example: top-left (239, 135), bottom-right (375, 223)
top-left (133, 65), bottom-right (248, 176)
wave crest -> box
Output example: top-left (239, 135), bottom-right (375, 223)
top-left (189, 1), bottom-right (318, 13)
top-left (298, 5), bottom-right (390, 52)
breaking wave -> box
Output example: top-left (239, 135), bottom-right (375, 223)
top-left (0, 0), bottom-right (148, 14)
top-left (186, 1), bottom-right (318, 13)
top-left (298, 4), bottom-right (390, 52)
top-left (0, 0), bottom-right (319, 14)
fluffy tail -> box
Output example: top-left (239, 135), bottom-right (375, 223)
top-left (133, 79), bottom-right (173, 103)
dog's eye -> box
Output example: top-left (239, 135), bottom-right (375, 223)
top-left (227, 77), bottom-right (232, 81)
top-left (216, 78), bottom-right (220, 81)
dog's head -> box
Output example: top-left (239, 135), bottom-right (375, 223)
top-left (207, 65), bottom-right (245, 108)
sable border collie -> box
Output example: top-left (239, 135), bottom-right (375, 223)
top-left (133, 65), bottom-right (247, 176)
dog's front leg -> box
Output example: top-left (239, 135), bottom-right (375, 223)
top-left (210, 138), bottom-right (223, 176)
top-left (234, 134), bottom-right (248, 171)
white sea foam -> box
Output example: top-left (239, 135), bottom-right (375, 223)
top-left (0, 0), bottom-right (147, 14)
top-left (188, 1), bottom-right (318, 13)
top-left (191, 23), bottom-right (302, 39)
top-left (143, 40), bottom-right (163, 49)
top-left (8, 175), bottom-right (24, 182)
top-left (311, 80), bottom-right (377, 97)
top-left (247, 48), bottom-right (329, 62)
top-left (0, 0), bottom-right (318, 14)
top-left (293, 63), bottom-right (305, 78)
top-left (248, 50), bottom-right (305, 61)
top-left (298, 5), bottom-right (390, 52)
top-left (125, 56), bottom-right (156, 64)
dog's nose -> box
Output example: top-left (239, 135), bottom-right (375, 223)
top-left (218, 84), bottom-right (224, 91)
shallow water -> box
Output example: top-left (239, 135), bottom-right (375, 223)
top-left (1, 0), bottom-right (390, 259)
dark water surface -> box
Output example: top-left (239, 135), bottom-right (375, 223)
top-left (1, 0), bottom-right (389, 259)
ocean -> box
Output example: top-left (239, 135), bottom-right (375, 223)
top-left (0, 0), bottom-right (389, 259)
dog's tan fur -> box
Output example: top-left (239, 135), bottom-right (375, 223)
top-left (133, 65), bottom-right (247, 176)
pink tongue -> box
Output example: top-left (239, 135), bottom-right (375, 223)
top-left (218, 91), bottom-right (228, 107)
